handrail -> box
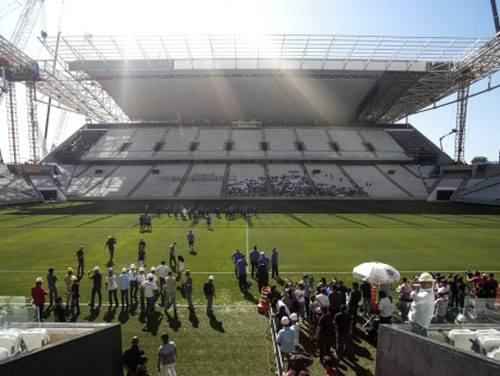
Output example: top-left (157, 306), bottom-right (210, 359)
top-left (268, 309), bottom-right (284, 376)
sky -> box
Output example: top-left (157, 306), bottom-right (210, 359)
top-left (0, 0), bottom-right (499, 163)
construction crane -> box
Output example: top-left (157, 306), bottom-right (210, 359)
top-left (453, 0), bottom-right (500, 164)
top-left (439, 129), bottom-right (457, 151)
top-left (1, 0), bottom-right (45, 167)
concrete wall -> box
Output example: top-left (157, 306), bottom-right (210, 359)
top-left (0, 324), bottom-right (122, 376)
top-left (376, 325), bottom-right (500, 376)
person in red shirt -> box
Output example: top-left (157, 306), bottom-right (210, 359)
top-left (323, 356), bottom-right (337, 375)
top-left (467, 271), bottom-right (483, 295)
top-left (31, 277), bottom-right (48, 320)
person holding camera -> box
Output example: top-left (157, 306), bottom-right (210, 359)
top-left (408, 272), bottom-right (435, 337)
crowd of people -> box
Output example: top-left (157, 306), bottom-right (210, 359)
top-left (266, 270), bottom-right (499, 374)
top-left (226, 177), bottom-right (268, 197)
top-left (270, 174), bottom-right (315, 197)
top-left (27, 206), bottom-right (499, 375)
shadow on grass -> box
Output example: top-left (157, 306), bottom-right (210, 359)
top-left (85, 306), bottom-right (101, 321)
top-left (208, 313), bottom-right (225, 333)
top-left (165, 311), bottom-right (182, 332)
top-left (103, 306), bottom-right (117, 322)
top-left (243, 290), bottom-right (259, 304)
top-left (119, 307), bottom-right (130, 324)
top-left (142, 311), bottom-right (163, 335)
top-left (189, 309), bottom-right (199, 328)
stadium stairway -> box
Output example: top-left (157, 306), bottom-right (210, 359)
top-left (221, 164), bottom-right (231, 196)
top-left (337, 164), bottom-right (363, 191)
top-left (373, 165), bottom-right (413, 197)
top-left (300, 163), bottom-right (317, 192)
top-left (173, 164), bottom-right (194, 197)
top-left (80, 165), bottom-right (120, 197)
top-left (126, 165), bottom-right (157, 197)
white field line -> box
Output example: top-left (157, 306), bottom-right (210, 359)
top-left (2, 270), bottom-right (500, 274)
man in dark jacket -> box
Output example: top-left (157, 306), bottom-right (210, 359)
top-left (122, 336), bottom-right (145, 376)
top-left (204, 276), bottom-right (216, 315)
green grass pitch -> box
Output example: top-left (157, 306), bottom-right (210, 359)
top-left (0, 201), bottom-right (499, 375)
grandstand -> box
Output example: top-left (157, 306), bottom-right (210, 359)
top-left (1, 34), bottom-right (499, 206)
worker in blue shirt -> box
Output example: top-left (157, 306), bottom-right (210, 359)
top-left (260, 252), bottom-right (270, 272)
top-left (249, 246), bottom-right (260, 279)
top-left (187, 231), bottom-right (195, 254)
top-left (271, 248), bottom-right (279, 279)
top-left (169, 241), bottom-right (177, 272)
top-left (231, 249), bottom-right (243, 278)
top-left (236, 255), bottom-right (248, 291)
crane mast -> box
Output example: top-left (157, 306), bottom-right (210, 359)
top-left (1, 0), bottom-right (44, 167)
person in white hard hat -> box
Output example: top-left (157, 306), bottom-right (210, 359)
top-left (88, 266), bottom-right (102, 307)
top-left (120, 267), bottom-right (130, 307)
top-left (129, 264), bottom-right (138, 303)
top-left (409, 272), bottom-right (435, 336)
top-left (137, 267), bottom-right (146, 311)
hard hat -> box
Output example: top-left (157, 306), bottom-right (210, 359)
top-left (67, 267), bottom-right (73, 273)
top-left (93, 266), bottom-right (100, 272)
top-left (35, 277), bottom-right (43, 283)
top-left (260, 252), bottom-right (265, 256)
top-left (290, 313), bottom-right (298, 322)
top-left (138, 267), bottom-right (145, 272)
top-left (418, 272), bottom-right (434, 282)
top-left (121, 267), bottom-right (127, 273)
top-left (147, 273), bottom-right (154, 280)
top-left (208, 275), bottom-right (214, 281)
top-left (108, 268), bottom-right (113, 273)
top-left (281, 316), bottom-right (290, 326)
top-left (130, 264), bottom-right (136, 269)
top-left (150, 266), bottom-right (156, 272)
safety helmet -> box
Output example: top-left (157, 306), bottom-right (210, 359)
top-left (418, 272), bottom-right (434, 283)
top-left (35, 277), bottom-right (43, 283)
top-left (121, 267), bottom-right (127, 273)
top-left (130, 264), bottom-right (136, 269)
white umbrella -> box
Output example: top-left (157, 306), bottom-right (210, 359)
top-left (352, 262), bottom-right (401, 284)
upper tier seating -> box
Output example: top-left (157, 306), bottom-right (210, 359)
top-left (85, 128), bottom-right (136, 159)
top-left (193, 128), bottom-right (228, 158)
top-left (265, 129), bottom-right (300, 157)
top-left (231, 129), bottom-right (262, 157)
top-left (121, 128), bottom-right (167, 159)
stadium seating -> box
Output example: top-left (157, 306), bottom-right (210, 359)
top-left (179, 164), bottom-right (226, 197)
top-left (226, 164), bottom-right (267, 197)
top-left (375, 165), bottom-right (428, 197)
top-left (131, 164), bottom-right (189, 198)
top-left (85, 165), bottom-right (151, 198)
top-left (36, 123), bottom-right (467, 200)
top-left (342, 165), bottom-right (409, 197)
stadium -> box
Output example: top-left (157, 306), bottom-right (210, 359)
top-left (1, 1), bottom-right (500, 376)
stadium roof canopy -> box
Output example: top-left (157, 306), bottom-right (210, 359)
top-left (38, 34), bottom-right (499, 124)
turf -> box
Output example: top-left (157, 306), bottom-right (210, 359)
top-left (0, 201), bottom-right (499, 375)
